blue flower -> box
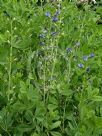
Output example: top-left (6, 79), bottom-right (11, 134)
top-left (39, 34), bottom-right (45, 38)
top-left (89, 53), bottom-right (95, 58)
top-left (45, 12), bottom-right (51, 17)
top-left (66, 48), bottom-right (72, 53)
top-left (52, 17), bottom-right (58, 22)
top-left (83, 55), bottom-right (88, 61)
top-left (78, 64), bottom-right (84, 68)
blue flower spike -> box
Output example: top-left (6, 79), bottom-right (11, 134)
top-left (78, 64), bottom-right (84, 68)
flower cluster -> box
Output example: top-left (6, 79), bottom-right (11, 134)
top-left (78, 53), bottom-right (95, 72)
top-left (39, 8), bottom-right (61, 46)
top-left (45, 9), bottom-right (60, 22)
top-left (66, 43), bottom-right (95, 72)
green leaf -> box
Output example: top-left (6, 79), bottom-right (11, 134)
top-left (24, 110), bottom-right (33, 122)
top-left (17, 124), bottom-right (33, 132)
top-left (50, 121), bottom-right (61, 130)
top-left (92, 96), bottom-right (102, 102)
top-left (50, 131), bottom-right (62, 136)
top-left (32, 133), bottom-right (40, 136)
top-left (48, 104), bottom-right (57, 111)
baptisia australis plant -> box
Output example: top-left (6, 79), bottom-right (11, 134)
top-left (0, 1), bottom-right (102, 136)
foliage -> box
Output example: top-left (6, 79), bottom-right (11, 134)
top-left (0, 0), bottom-right (102, 135)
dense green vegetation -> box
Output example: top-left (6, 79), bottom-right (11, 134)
top-left (0, 0), bottom-right (102, 135)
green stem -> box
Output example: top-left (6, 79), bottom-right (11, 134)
top-left (8, 20), bottom-right (13, 101)
top-left (62, 99), bottom-right (67, 132)
top-left (43, 59), bottom-right (46, 103)
top-left (27, 48), bottom-right (32, 90)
